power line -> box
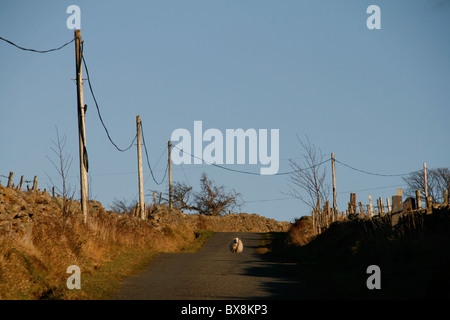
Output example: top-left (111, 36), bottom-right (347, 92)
top-left (334, 158), bottom-right (415, 177)
top-left (180, 163), bottom-right (191, 186)
top-left (141, 121), bottom-right (169, 185)
top-left (143, 145), bottom-right (168, 184)
top-left (337, 184), bottom-right (407, 195)
top-left (82, 53), bottom-right (137, 152)
top-left (0, 36), bottom-right (74, 53)
top-left (171, 144), bottom-right (330, 176)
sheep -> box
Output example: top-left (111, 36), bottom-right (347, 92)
top-left (229, 237), bottom-right (244, 253)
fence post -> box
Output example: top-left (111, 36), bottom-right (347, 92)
top-left (7, 172), bottom-right (14, 188)
top-left (423, 163), bottom-right (428, 198)
top-left (331, 153), bottom-right (337, 216)
top-left (415, 190), bottom-right (421, 209)
top-left (325, 200), bottom-right (330, 227)
top-left (358, 202), bottom-right (364, 215)
top-left (316, 198), bottom-right (321, 233)
top-left (426, 196), bottom-right (432, 214)
top-left (386, 198), bottom-right (391, 213)
top-left (379, 197), bottom-right (385, 214)
top-left (18, 176), bottom-right (24, 190)
top-left (349, 193), bottom-right (356, 214)
top-left (443, 189), bottom-right (448, 206)
top-left (312, 209), bottom-right (316, 235)
top-left (32, 176), bottom-right (38, 192)
top-left (143, 203), bottom-right (147, 219)
top-left (368, 194), bottom-right (373, 218)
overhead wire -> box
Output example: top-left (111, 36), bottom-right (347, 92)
top-left (337, 184), bottom-right (407, 195)
top-left (0, 36), bottom-right (74, 53)
top-left (141, 121), bottom-right (169, 185)
top-left (334, 158), bottom-right (416, 177)
top-left (180, 164), bottom-right (191, 186)
top-left (171, 144), bottom-right (331, 176)
top-left (144, 145), bottom-right (168, 184)
top-left (82, 53), bottom-right (137, 152)
top-left (170, 146), bottom-right (416, 178)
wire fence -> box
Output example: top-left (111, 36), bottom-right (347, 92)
top-left (0, 172), bottom-right (39, 192)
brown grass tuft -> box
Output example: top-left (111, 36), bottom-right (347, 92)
top-left (288, 216), bottom-right (314, 246)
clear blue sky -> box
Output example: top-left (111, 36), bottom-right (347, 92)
top-left (1, 0), bottom-right (449, 222)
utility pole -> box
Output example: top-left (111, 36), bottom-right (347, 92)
top-left (423, 162), bottom-right (428, 198)
top-left (75, 30), bottom-right (88, 224)
top-left (136, 115), bottom-right (145, 219)
top-left (331, 153), bottom-right (337, 217)
top-left (168, 140), bottom-right (173, 209)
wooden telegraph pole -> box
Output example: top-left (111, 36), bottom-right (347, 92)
top-left (75, 30), bottom-right (88, 224)
top-left (331, 153), bottom-right (337, 218)
top-left (423, 162), bottom-right (428, 198)
top-left (136, 116), bottom-right (145, 220)
top-left (168, 140), bottom-right (173, 209)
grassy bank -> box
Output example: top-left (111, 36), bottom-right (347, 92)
top-left (0, 207), bottom-right (213, 300)
top-left (259, 207), bottom-right (450, 299)
top-left (1, 185), bottom-right (289, 300)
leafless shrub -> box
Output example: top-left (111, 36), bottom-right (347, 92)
top-left (45, 126), bottom-right (75, 224)
top-left (110, 197), bottom-right (137, 216)
top-left (287, 135), bottom-right (330, 211)
top-left (153, 173), bottom-right (243, 217)
top-left (403, 167), bottom-right (450, 203)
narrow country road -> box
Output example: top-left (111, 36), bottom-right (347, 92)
top-left (114, 232), bottom-right (327, 300)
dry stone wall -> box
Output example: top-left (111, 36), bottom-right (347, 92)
top-left (0, 186), bottom-right (291, 242)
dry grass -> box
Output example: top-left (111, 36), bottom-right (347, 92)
top-left (287, 216), bottom-right (314, 246)
top-left (0, 199), bottom-right (202, 300)
top-left (1, 186), bottom-right (285, 300)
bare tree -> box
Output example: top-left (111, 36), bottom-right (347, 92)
top-left (153, 173), bottom-right (243, 216)
top-left (149, 182), bottom-right (193, 211)
top-left (46, 126), bottom-right (74, 221)
top-left (193, 173), bottom-right (243, 216)
top-left (171, 181), bottom-right (194, 211)
top-left (403, 167), bottom-right (450, 202)
top-left (287, 135), bottom-right (330, 212)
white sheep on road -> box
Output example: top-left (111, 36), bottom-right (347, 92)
top-left (229, 237), bottom-right (243, 253)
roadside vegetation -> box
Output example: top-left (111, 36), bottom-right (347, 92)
top-left (0, 190), bottom-right (214, 300)
top-left (0, 132), bottom-right (238, 300)
top-left (258, 207), bottom-right (450, 299)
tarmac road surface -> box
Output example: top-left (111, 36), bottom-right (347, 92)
top-left (114, 232), bottom-right (328, 300)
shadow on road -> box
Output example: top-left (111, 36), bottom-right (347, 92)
top-left (240, 233), bottom-right (335, 300)
top-left (114, 231), bottom-right (334, 300)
